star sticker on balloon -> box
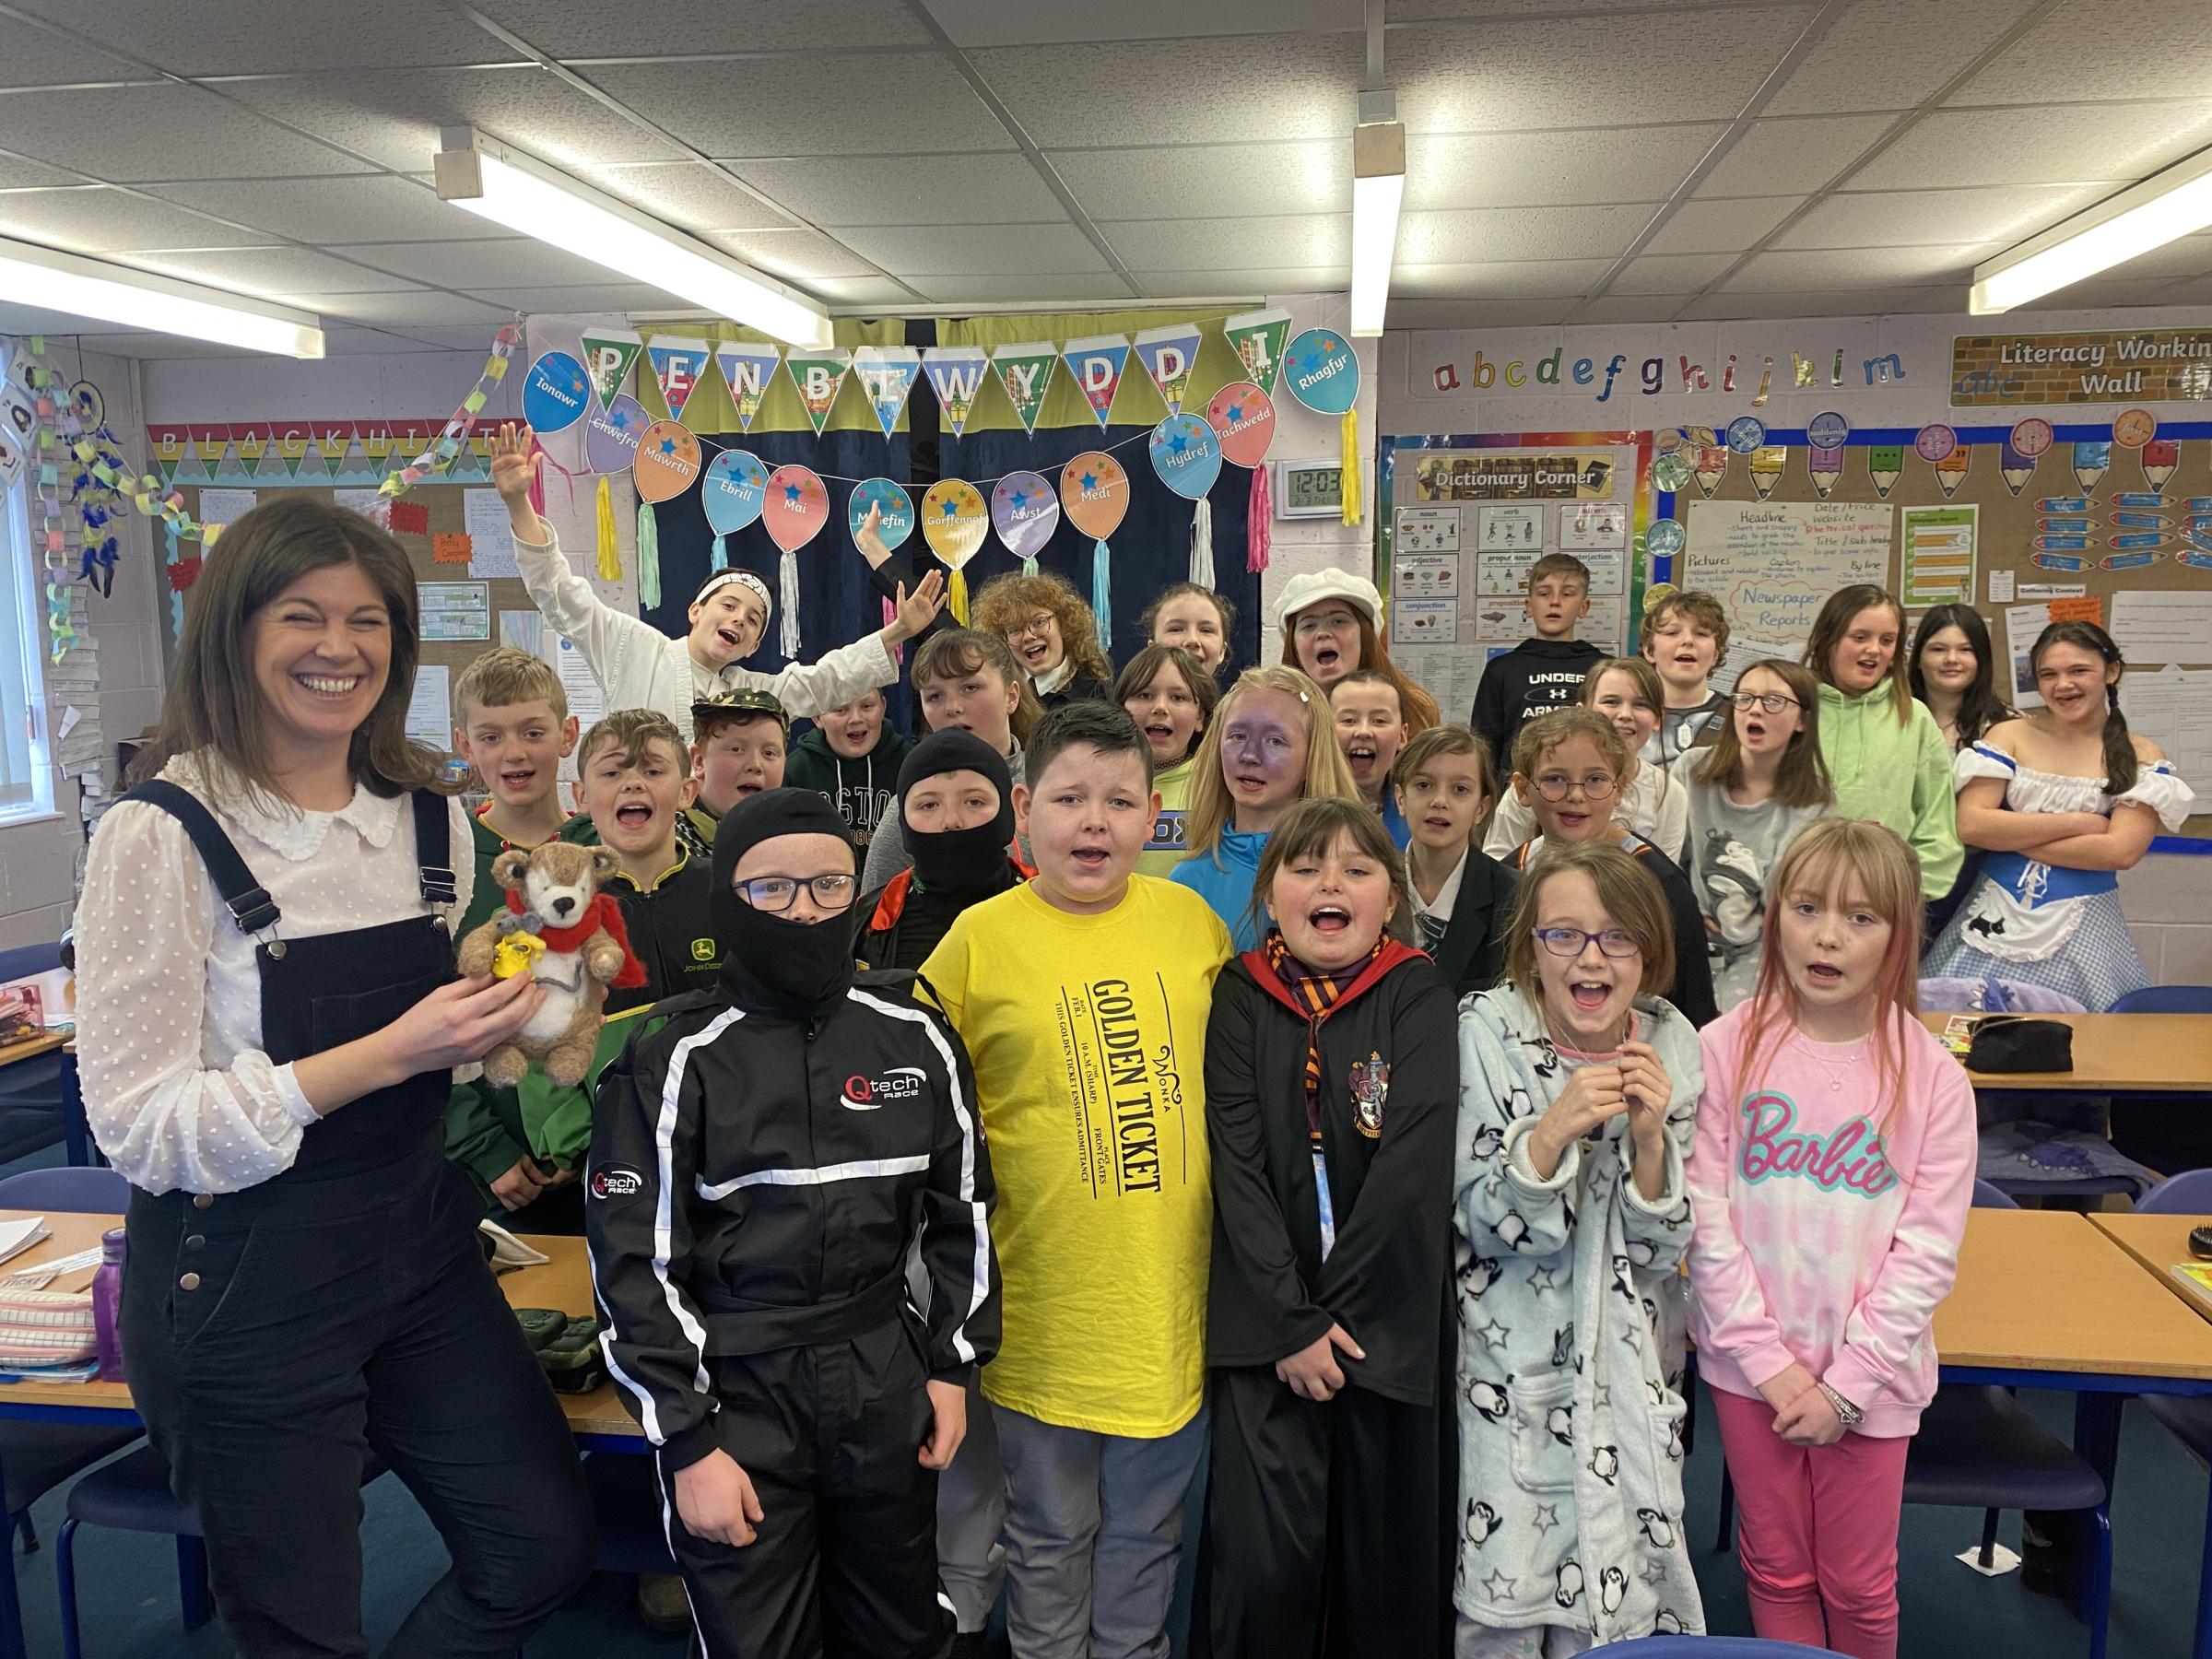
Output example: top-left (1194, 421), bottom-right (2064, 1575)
top-left (783, 483), bottom-right (802, 505)
top-left (1225, 403), bottom-right (1244, 423)
top-left (1168, 432), bottom-right (1188, 455)
top-left (659, 436), bottom-right (677, 456)
top-left (1007, 487), bottom-right (1027, 507)
top-left (941, 499), bottom-right (959, 518)
top-left (1319, 336), bottom-right (1339, 352)
top-left (1079, 471), bottom-right (1099, 492)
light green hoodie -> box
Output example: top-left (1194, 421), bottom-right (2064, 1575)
top-left (1815, 680), bottom-right (1961, 898)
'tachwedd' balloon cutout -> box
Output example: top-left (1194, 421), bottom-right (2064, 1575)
top-left (1206, 381), bottom-right (1276, 468)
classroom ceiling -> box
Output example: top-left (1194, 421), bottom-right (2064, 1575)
top-left (1, 0), bottom-right (2210, 357)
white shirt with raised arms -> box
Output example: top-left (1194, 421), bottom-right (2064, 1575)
top-left (73, 755), bottom-right (476, 1197)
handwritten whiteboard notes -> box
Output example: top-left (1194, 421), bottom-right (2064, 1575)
top-left (1683, 500), bottom-right (1894, 646)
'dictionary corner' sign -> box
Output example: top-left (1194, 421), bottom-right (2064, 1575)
top-left (1951, 327), bottom-right (2212, 406)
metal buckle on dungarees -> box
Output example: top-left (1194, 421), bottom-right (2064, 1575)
top-left (419, 865), bottom-right (458, 933)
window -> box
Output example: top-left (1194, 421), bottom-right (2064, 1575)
top-left (0, 476), bottom-right (54, 821)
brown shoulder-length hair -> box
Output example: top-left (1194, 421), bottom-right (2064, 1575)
top-left (972, 570), bottom-right (1114, 689)
top-left (911, 627), bottom-right (1044, 746)
top-left (1503, 839), bottom-right (1675, 1009)
top-left (127, 497), bottom-right (446, 805)
top-left (1111, 643), bottom-right (1218, 764)
top-left (1803, 583), bottom-right (1913, 726)
top-left (1277, 606), bottom-right (1441, 735)
top-left (1251, 795), bottom-right (1408, 947)
top-left (1692, 659), bottom-right (1833, 809)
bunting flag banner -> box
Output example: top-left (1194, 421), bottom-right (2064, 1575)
top-left (1149, 411), bottom-right (1220, 501)
top-left (849, 477), bottom-right (914, 553)
top-left (586, 392), bottom-right (652, 477)
top-left (646, 336), bottom-right (712, 422)
top-left (1222, 308), bottom-right (1292, 398)
top-left (923, 346), bottom-right (988, 439)
top-left (192, 424), bottom-right (226, 480)
top-left (149, 423), bottom-right (184, 482)
top-left (852, 345), bottom-right (923, 440)
top-left (991, 342), bottom-right (1057, 437)
top-left (1060, 334), bottom-right (1129, 430)
top-left (1205, 381), bottom-right (1275, 468)
top-left (785, 348), bottom-right (853, 436)
top-left (523, 351), bottom-right (592, 434)
top-left (992, 469), bottom-right (1060, 576)
top-left (581, 326), bottom-right (643, 406)
top-left (714, 342), bottom-right (782, 433)
top-left (1133, 323), bottom-right (1202, 415)
top-left (632, 419), bottom-right (701, 503)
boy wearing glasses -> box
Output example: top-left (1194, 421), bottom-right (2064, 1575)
top-left (589, 788), bottom-right (999, 1659)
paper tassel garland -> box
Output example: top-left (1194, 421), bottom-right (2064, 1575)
top-left (1093, 539), bottom-right (1112, 647)
top-left (779, 547), bottom-right (802, 658)
top-left (595, 476), bottom-right (621, 580)
top-left (1247, 465), bottom-right (1270, 572)
top-left (1190, 496), bottom-right (1214, 589)
top-left (636, 500), bottom-right (662, 611)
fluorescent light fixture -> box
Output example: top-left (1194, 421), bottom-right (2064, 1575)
top-left (434, 128), bottom-right (833, 349)
top-left (1971, 145), bottom-right (2212, 315)
top-left (0, 235), bottom-right (324, 358)
top-left (1349, 116), bottom-right (1406, 338)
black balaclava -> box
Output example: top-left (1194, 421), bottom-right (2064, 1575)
top-left (899, 728), bottom-right (1017, 902)
top-left (712, 787), bottom-right (861, 1018)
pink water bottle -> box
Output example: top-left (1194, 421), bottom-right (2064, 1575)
top-left (92, 1228), bottom-right (125, 1383)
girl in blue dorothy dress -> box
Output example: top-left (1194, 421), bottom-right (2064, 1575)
top-left (1924, 622), bottom-right (2193, 1010)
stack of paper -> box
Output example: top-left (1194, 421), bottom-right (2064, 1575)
top-left (0, 1217), bottom-right (51, 1268)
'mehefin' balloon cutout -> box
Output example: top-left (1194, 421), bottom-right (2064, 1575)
top-left (848, 477), bottom-right (914, 552)
top-left (1061, 334), bottom-right (1128, 430)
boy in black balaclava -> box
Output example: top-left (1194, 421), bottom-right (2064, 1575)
top-left (588, 788), bottom-right (999, 1659)
top-left (857, 729), bottom-right (1030, 972)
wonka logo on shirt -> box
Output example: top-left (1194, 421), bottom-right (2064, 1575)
top-left (1059, 976), bottom-right (1194, 1199)
top-left (843, 1067), bottom-right (927, 1109)
top-left (1736, 1092), bottom-right (1898, 1198)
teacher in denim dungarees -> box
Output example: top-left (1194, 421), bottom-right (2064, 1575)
top-left (73, 497), bottom-right (594, 1657)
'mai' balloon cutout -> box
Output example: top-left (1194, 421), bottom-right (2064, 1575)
top-left (523, 351), bottom-right (592, 433)
top-left (991, 470), bottom-right (1060, 575)
top-left (1149, 412), bottom-right (1221, 500)
top-left (764, 465), bottom-right (828, 554)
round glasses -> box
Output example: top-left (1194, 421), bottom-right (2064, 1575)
top-left (732, 873), bottom-right (858, 912)
top-left (1530, 771), bottom-right (1618, 802)
top-left (1009, 612), bottom-right (1056, 640)
top-left (1531, 926), bottom-right (1641, 959)
top-left (1732, 691), bottom-right (1801, 713)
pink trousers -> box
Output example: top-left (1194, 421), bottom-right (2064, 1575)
top-left (1711, 1385), bottom-right (1912, 1659)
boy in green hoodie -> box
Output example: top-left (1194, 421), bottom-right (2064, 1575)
top-left (783, 685), bottom-right (912, 850)
top-left (451, 646), bottom-right (597, 936)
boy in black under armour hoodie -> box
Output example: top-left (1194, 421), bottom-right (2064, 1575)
top-left (589, 789), bottom-right (998, 1659)
top-left (1470, 551), bottom-right (1606, 759)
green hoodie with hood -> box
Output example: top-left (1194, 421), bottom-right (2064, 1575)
top-left (783, 723), bottom-right (912, 847)
top-left (1815, 679), bottom-right (1961, 899)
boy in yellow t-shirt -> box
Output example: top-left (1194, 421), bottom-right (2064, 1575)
top-left (923, 700), bottom-right (1230, 1659)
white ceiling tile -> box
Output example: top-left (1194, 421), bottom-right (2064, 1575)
top-left (1050, 141), bottom-right (1350, 221)
top-left (1392, 259), bottom-right (1613, 300)
top-left (470, 0), bottom-right (932, 54)
top-left (1948, 0), bottom-right (2212, 104)
top-left (1407, 125), bottom-right (1721, 210)
top-left (1608, 253), bottom-right (1737, 294)
top-left (586, 55), bottom-right (1010, 159)
top-left (1571, 294), bottom-right (1700, 324)
top-left (1678, 288), bottom-right (1950, 319)
top-left (1696, 115), bottom-right (1896, 197)
top-left (111, 244), bottom-right (414, 295)
top-left (1393, 9), bottom-right (1817, 133)
top-left (1856, 104), bottom-right (2212, 192)
top-left (145, 174), bottom-right (509, 247)
top-left (217, 66), bottom-right (688, 175)
top-left (475, 283), bottom-right (691, 313)
top-left (1384, 298), bottom-right (1578, 328)
top-left (1724, 242), bottom-right (2004, 288)
top-left (1130, 268), bottom-right (1344, 296)
top-left (0, 185), bottom-right (277, 253)
top-left (376, 324), bottom-right (525, 350)
top-left (1641, 195), bottom-right (1801, 253)
top-left (0, 155), bottom-right (75, 188)
top-left (701, 228), bottom-right (883, 282)
top-left (576, 164), bottom-right (793, 235)
top-left (1776, 183), bottom-right (2116, 250)
top-left (1100, 215), bottom-right (1349, 273)
top-left (1766, 0), bottom-right (2043, 115)
top-left (331, 238), bottom-right (620, 288)
top-left (6, 0), bottom-right (504, 76)
top-left (913, 275), bottom-right (1144, 306)
top-left (0, 84), bottom-right (367, 181)
top-left (970, 36), bottom-right (1363, 148)
top-left (1399, 203), bottom-right (1654, 264)
top-left (931, 0), bottom-right (1362, 45)
top-left (809, 276), bottom-right (924, 307)
top-left (0, 18), bottom-right (149, 88)
top-left (285, 290), bottom-right (511, 327)
top-left (836, 222), bottom-right (1111, 276)
top-left (735, 153), bottom-right (1066, 228)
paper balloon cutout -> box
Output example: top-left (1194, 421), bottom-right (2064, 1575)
top-left (523, 351), bottom-right (592, 434)
top-left (702, 450), bottom-right (769, 535)
top-left (584, 393), bottom-right (651, 476)
top-left (763, 465), bottom-right (828, 554)
top-left (921, 479), bottom-right (989, 569)
top-left (849, 477), bottom-right (914, 552)
top-left (1062, 452), bottom-right (1129, 539)
top-left (1149, 412), bottom-right (1221, 500)
top-left (1206, 381), bottom-right (1276, 468)
top-left (632, 419), bottom-right (701, 503)
top-left (992, 470), bottom-right (1060, 561)
top-left (1282, 329), bottom-right (1359, 416)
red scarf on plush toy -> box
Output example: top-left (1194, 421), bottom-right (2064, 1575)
top-left (505, 888), bottom-right (648, 989)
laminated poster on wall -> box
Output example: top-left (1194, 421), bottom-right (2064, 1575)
top-left (1394, 507), bottom-right (1459, 554)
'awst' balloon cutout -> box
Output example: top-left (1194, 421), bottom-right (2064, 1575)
top-left (992, 470), bottom-right (1060, 571)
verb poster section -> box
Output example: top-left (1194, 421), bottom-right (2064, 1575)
top-left (1379, 434), bottom-right (1648, 724)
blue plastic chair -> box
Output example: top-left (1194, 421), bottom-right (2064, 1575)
top-left (0, 1168), bottom-right (138, 1659)
top-left (1712, 1180), bottom-right (2113, 1659)
top-left (2135, 1171), bottom-right (2212, 1659)
top-left (0, 944), bottom-right (68, 1167)
top-left (2109, 985), bottom-right (2212, 1015)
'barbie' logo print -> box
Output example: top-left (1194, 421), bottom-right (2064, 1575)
top-left (1737, 1092), bottom-right (1897, 1198)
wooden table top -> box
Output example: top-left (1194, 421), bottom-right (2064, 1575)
top-left (2088, 1212), bottom-right (2212, 1328)
top-left (0, 1031), bottom-right (65, 1071)
top-left (1918, 1011), bottom-right (2212, 1093)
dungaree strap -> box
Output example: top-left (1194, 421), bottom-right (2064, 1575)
top-left (409, 791), bottom-right (457, 911)
top-left (122, 781), bottom-right (281, 935)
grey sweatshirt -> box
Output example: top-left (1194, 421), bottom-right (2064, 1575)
top-left (1666, 759), bottom-right (1830, 1011)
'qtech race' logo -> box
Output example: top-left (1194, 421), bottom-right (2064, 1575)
top-left (841, 1067), bottom-right (927, 1109)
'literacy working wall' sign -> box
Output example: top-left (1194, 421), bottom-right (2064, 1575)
top-left (1951, 328), bottom-right (2212, 406)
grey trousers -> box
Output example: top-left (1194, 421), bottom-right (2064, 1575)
top-left (992, 1401), bottom-right (1208, 1659)
top-left (936, 1376), bottom-right (1006, 1633)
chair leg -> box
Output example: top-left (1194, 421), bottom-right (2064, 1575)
top-left (55, 1517), bottom-right (81, 1659)
top-left (1715, 1464), bottom-right (1736, 1553)
top-left (177, 1534), bottom-right (212, 1630)
top-left (8, 1513), bottom-right (28, 1555)
top-left (1981, 1507), bottom-right (2002, 1570)
top-left (0, 1509), bottom-right (26, 1659)
top-left (2086, 1503), bottom-right (2112, 1659)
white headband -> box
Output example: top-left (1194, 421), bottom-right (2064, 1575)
top-left (695, 569), bottom-right (772, 620)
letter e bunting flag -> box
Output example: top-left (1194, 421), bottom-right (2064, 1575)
top-left (785, 348), bottom-right (853, 436)
top-left (1060, 334), bottom-right (1128, 430)
top-left (991, 342), bottom-right (1057, 436)
top-left (1134, 323), bottom-right (1203, 415)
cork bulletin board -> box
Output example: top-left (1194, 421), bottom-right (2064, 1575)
top-left (1654, 420), bottom-right (2212, 839)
